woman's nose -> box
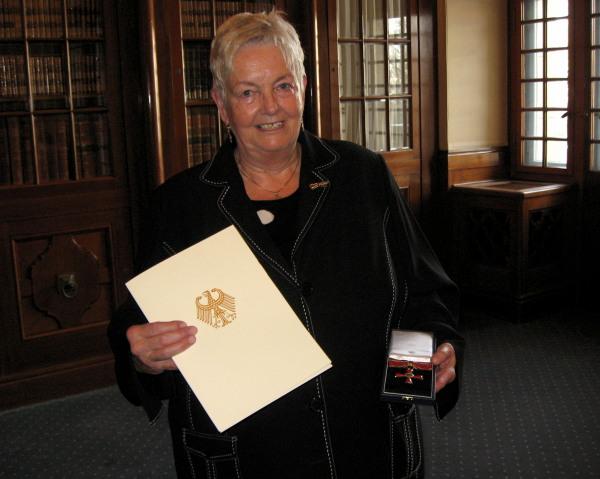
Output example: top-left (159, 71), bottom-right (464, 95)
top-left (262, 90), bottom-right (279, 113)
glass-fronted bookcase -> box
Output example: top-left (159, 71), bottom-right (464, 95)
top-left (0, 0), bottom-right (114, 186)
top-left (146, 0), bottom-right (279, 184)
top-left (0, 0), bottom-right (136, 409)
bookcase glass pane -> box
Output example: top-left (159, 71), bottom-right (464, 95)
top-left (363, 0), bottom-right (384, 39)
top-left (26, 0), bottom-right (64, 39)
top-left (522, 22), bottom-right (543, 50)
top-left (215, 0), bottom-right (244, 29)
top-left (592, 16), bottom-right (600, 47)
top-left (547, 49), bottom-right (568, 78)
top-left (592, 80), bottom-right (600, 108)
top-left (547, 140), bottom-right (567, 168)
top-left (523, 81), bottom-right (543, 107)
top-left (389, 43), bottom-right (409, 95)
top-left (0, 0), bottom-right (24, 38)
top-left (547, 19), bottom-right (568, 48)
top-left (67, 0), bottom-right (104, 39)
top-left (180, 0), bottom-right (213, 39)
top-left (591, 143), bottom-right (600, 171)
top-left (593, 49), bottom-right (600, 77)
top-left (364, 43), bottom-right (385, 96)
top-left (340, 101), bottom-right (362, 144)
top-left (547, 80), bottom-right (568, 108)
top-left (388, 0), bottom-right (408, 39)
top-left (337, 0), bottom-right (360, 38)
top-left (75, 112), bottom-right (111, 178)
top-left (0, 43), bottom-right (28, 112)
top-left (187, 106), bottom-right (219, 166)
top-left (35, 114), bottom-right (73, 182)
top-left (390, 98), bottom-right (410, 150)
top-left (70, 42), bottom-right (106, 108)
top-left (184, 42), bottom-right (211, 101)
top-left (523, 0), bottom-right (543, 21)
top-left (29, 42), bottom-right (68, 110)
top-left (245, 1), bottom-right (274, 14)
top-left (594, 0), bottom-right (600, 14)
top-left (523, 139), bottom-right (543, 166)
top-left (0, 116), bottom-right (35, 185)
top-left (338, 43), bottom-right (362, 97)
top-left (591, 113), bottom-right (600, 141)
top-left (547, 0), bottom-right (568, 18)
top-left (522, 111), bottom-right (543, 137)
top-left (522, 52), bottom-right (543, 79)
top-left (365, 99), bottom-right (386, 151)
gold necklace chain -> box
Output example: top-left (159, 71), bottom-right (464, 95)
top-left (236, 147), bottom-right (301, 198)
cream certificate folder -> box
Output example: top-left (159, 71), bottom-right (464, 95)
top-left (126, 225), bottom-right (332, 432)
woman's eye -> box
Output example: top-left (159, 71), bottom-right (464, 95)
top-left (241, 90), bottom-right (253, 97)
top-left (277, 83), bottom-right (293, 91)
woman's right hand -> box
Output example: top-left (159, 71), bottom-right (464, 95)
top-left (126, 321), bottom-right (197, 375)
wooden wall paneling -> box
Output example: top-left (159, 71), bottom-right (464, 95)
top-left (445, 147), bottom-right (510, 188)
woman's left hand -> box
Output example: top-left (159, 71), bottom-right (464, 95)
top-left (431, 342), bottom-right (456, 393)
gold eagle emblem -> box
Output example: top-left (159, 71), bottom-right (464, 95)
top-left (195, 288), bottom-right (236, 328)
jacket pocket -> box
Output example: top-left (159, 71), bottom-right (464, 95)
top-left (182, 429), bottom-right (241, 479)
top-left (389, 403), bottom-right (424, 479)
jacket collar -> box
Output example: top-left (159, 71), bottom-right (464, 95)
top-left (199, 129), bottom-right (339, 186)
top-left (197, 130), bottom-right (339, 286)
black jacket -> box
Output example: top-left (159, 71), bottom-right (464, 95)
top-left (108, 130), bottom-right (462, 479)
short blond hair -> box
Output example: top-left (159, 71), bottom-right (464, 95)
top-left (210, 10), bottom-right (305, 100)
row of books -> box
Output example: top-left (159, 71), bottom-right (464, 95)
top-left (35, 113), bottom-right (72, 180)
top-left (0, 54), bottom-right (27, 98)
top-left (0, 115), bottom-right (35, 184)
top-left (25, 0), bottom-right (64, 39)
top-left (184, 43), bottom-right (211, 101)
top-left (0, 0), bottom-right (23, 38)
top-left (70, 42), bottom-right (105, 98)
top-left (75, 112), bottom-right (111, 177)
top-left (0, 113), bottom-right (111, 186)
top-left (180, 1), bottom-right (274, 39)
top-left (187, 106), bottom-right (219, 166)
top-left (0, 0), bottom-right (104, 40)
top-left (30, 54), bottom-right (65, 96)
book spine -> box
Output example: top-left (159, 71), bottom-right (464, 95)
top-left (7, 116), bottom-right (23, 183)
top-left (94, 113), bottom-right (110, 176)
top-left (0, 118), bottom-right (10, 184)
top-left (35, 116), bottom-right (48, 182)
top-left (76, 114), bottom-right (94, 178)
top-left (55, 115), bottom-right (70, 179)
top-left (21, 117), bottom-right (34, 183)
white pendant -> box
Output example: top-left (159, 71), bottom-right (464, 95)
top-left (256, 209), bottom-right (275, 225)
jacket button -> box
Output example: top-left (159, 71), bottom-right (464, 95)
top-left (309, 397), bottom-right (323, 412)
top-left (302, 282), bottom-right (314, 297)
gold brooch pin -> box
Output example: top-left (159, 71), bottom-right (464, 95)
top-left (308, 180), bottom-right (329, 190)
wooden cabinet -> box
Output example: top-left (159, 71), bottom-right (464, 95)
top-left (0, 0), bottom-right (137, 408)
top-left (451, 180), bottom-right (574, 318)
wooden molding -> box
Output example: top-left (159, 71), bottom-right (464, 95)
top-left (441, 146), bottom-right (510, 188)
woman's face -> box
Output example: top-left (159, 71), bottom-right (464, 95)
top-left (212, 43), bottom-right (306, 161)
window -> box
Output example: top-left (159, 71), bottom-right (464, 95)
top-left (517, 0), bottom-right (569, 171)
top-left (336, 0), bottom-right (414, 152)
top-left (511, 0), bottom-right (600, 177)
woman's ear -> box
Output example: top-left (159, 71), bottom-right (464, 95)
top-left (211, 88), bottom-right (229, 125)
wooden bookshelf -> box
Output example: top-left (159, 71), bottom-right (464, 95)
top-left (0, 0), bottom-right (138, 409)
top-left (0, 0), bottom-right (111, 187)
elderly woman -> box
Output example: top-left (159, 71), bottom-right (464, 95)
top-left (109, 10), bottom-right (461, 479)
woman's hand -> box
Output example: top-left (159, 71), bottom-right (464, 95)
top-left (431, 342), bottom-right (456, 393)
top-left (126, 321), bottom-right (197, 375)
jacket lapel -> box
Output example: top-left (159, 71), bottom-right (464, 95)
top-left (198, 131), bottom-right (339, 286)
